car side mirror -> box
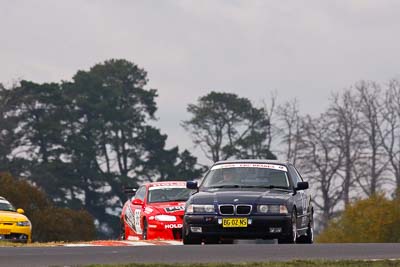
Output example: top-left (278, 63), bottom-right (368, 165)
top-left (186, 181), bottom-right (198, 190)
top-left (296, 182), bottom-right (309, 191)
top-left (17, 208), bottom-right (25, 214)
top-left (124, 187), bottom-right (137, 194)
top-left (131, 198), bottom-right (144, 206)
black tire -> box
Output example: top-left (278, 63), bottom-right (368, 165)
top-left (182, 225), bottom-right (202, 245)
top-left (204, 237), bottom-right (219, 244)
top-left (119, 220), bottom-right (126, 240)
top-left (302, 213), bottom-right (314, 244)
top-left (183, 234), bottom-right (202, 245)
top-left (278, 209), bottom-right (297, 244)
top-left (220, 239), bottom-right (234, 244)
top-left (142, 219), bottom-right (148, 240)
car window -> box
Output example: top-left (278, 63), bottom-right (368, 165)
top-left (293, 166), bottom-right (304, 182)
top-left (148, 186), bottom-right (192, 203)
top-left (288, 165), bottom-right (302, 185)
top-left (201, 164), bottom-right (290, 189)
top-left (135, 186), bottom-right (146, 201)
top-left (0, 200), bottom-right (16, 212)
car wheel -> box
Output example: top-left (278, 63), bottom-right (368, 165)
top-left (142, 219), bottom-right (148, 240)
top-left (119, 220), bottom-right (126, 240)
top-left (304, 212), bottom-right (314, 243)
top-left (182, 225), bottom-right (202, 245)
top-left (220, 239), bottom-right (234, 244)
top-left (183, 234), bottom-right (202, 245)
top-left (204, 237), bottom-right (219, 244)
top-left (278, 209), bottom-right (297, 244)
top-left (297, 212), bottom-right (314, 244)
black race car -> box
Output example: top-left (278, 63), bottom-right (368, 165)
top-left (183, 160), bottom-right (313, 244)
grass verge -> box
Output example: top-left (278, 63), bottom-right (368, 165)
top-left (0, 241), bottom-right (67, 247)
top-left (84, 260), bottom-right (400, 267)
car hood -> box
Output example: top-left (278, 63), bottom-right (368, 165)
top-left (190, 188), bottom-right (293, 205)
top-left (0, 211), bottom-right (29, 222)
top-left (148, 202), bottom-right (186, 215)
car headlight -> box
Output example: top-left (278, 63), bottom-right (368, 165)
top-left (257, 205), bottom-right (288, 214)
top-left (154, 215), bottom-right (176, 222)
top-left (186, 204), bottom-right (215, 213)
top-left (17, 221), bottom-right (31, 226)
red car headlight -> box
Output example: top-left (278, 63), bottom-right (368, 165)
top-left (154, 215), bottom-right (176, 222)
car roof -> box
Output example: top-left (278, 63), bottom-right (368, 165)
top-left (213, 159), bottom-right (290, 167)
top-left (146, 181), bottom-right (187, 188)
top-left (0, 197), bottom-right (10, 203)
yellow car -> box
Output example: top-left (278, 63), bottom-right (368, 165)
top-left (0, 196), bottom-right (32, 243)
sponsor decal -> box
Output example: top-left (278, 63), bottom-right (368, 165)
top-left (149, 185), bottom-right (186, 190)
top-left (164, 223), bottom-right (183, 229)
top-left (124, 206), bottom-right (141, 234)
top-left (144, 207), bottom-right (153, 214)
top-left (134, 209), bottom-right (142, 234)
top-left (211, 163), bottom-right (288, 172)
top-left (125, 206), bottom-right (136, 231)
top-left (164, 206), bottom-right (185, 213)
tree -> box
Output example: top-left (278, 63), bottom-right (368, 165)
top-left (326, 89), bottom-right (363, 206)
top-left (0, 59), bottom-right (203, 237)
top-left (356, 81), bottom-right (388, 196)
top-left (277, 99), bottom-right (302, 165)
top-left (182, 91), bottom-right (276, 163)
top-left (380, 79), bottom-right (400, 197)
top-left (0, 84), bottom-right (19, 172)
top-left (1, 81), bottom-right (67, 202)
top-left (297, 114), bottom-right (344, 229)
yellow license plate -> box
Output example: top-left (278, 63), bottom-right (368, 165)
top-left (222, 218), bottom-right (248, 228)
top-left (0, 229), bottom-right (11, 235)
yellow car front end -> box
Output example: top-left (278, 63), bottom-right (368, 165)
top-left (0, 198), bottom-right (32, 243)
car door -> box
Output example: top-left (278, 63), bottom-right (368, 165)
top-left (293, 166), bottom-right (312, 227)
top-left (288, 165), bottom-right (307, 229)
top-left (130, 185), bottom-right (146, 236)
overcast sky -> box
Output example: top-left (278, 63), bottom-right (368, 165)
top-left (1, 1), bottom-right (400, 164)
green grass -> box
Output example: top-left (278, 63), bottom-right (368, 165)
top-left (84, 260), bottom-right (400, 267)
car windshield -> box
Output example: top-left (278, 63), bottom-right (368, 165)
top-left (148, 186), bottom-right (192, 203)
top-left (0, 201), bottom-right (16, 212)
top-left (201, 164), bottom-right (290, 189)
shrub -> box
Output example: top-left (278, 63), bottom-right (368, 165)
top-left (0, 172), bottom-right (96, 242)
top-left (317, 194), bottom-right (400, 243)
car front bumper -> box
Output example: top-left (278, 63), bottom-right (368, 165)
top-left (0, 226), bottom-right (31, 243)
top-left (183, 214), bottom-right (291, 239)
top-left (147, 220), bottom-right (183, 240)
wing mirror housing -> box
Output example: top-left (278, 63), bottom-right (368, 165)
top-left (17, 208), bottom-right (25, 214)
top-left (131, 198), bottom-right (144, 206)
top-left (296, 182), bottom-right (309, 191)
top-left (124, 187), bottom-right (137, 194)
top-left (186, 181), bottom-right (198, 190)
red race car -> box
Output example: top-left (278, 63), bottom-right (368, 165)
top-left (120, 181), bottom-right (192, 241)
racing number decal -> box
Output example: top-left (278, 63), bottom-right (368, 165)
top-left (134, 209), bottom-right (142, 234)
top-left (125, 206), bottom-right (136, 231)
top-left (125, 206), bottom-right (143, 234)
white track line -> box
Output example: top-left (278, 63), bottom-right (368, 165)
top-left (64, 240), bottom-right (183, 247)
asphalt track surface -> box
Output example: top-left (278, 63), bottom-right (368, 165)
top-left (1, 243), bottom-right (400, 267)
